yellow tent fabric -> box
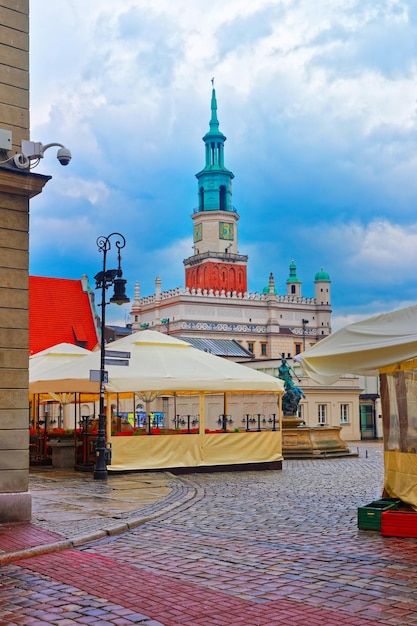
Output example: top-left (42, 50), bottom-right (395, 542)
top-left (110, 431), bottom-right (282, 471)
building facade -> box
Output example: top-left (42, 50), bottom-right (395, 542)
top-left (358, 375), bottom-right (382, 440)
top-left (131, 86), bottom-right (332, 361)
top-left (0, 1), bottom-right (50, 522)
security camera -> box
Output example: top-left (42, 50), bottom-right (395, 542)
top-left (13, 140), bottom-right (72, 170)
top-left (57, 147), bottom-right (72, 166)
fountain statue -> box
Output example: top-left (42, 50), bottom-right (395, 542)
top-left (278, 358), bottom-right (306, 417)
top-left (277, 357), bottom-right (355, 459)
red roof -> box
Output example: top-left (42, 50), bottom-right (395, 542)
top-left (29, 276), bottom-right (99, 355)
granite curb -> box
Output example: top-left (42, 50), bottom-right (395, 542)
top-left (0, 473), bottom-right (203, 566)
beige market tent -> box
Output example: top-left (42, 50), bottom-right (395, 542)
top-left (29, 342), bottom-right (94, 426)
top-left (294, 304), bottom-right (417, 385)
top-left (30, 342), bottom-right (91, 384)
top-left (295, 304), bottom-right (417, 508)
top-left (31, 330), bottom-right (284, 471)
top-left (30, 330), bottom-right (285, 395)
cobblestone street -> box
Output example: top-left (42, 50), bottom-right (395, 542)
top-left (1, 442), bottom-right (417, 625)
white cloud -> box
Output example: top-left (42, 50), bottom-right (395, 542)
top-left (28, 0), bottom-right (417, 322)
top-left (312, 219), bottom-right (417, 283)
top-left (61, 178), bottom-right (110, 206)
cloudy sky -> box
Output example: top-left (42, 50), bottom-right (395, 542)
top-left (29, 0), bottom-right (417, 329)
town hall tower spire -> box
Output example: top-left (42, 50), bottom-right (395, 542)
top-left (183, 83), bottom-right (248, 294)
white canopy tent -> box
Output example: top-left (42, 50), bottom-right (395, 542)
top-left (30, 342), bottom-right (91, 383)
top-left (29, 343), bottom-right (94, 429)
top-left (295, 305), bottom-right (417, 509)
top-left (294, 304), bottom-right (417, 384)
top-left (30, 330), bottom-right (285, 395)
top-left (30, 331), bottom-right (284, 471)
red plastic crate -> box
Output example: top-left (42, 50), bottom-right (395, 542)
top-left (381, 509), bottom-right (417, 537)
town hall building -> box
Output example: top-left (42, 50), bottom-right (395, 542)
top-left (130, 86), bottom-right (332, 362)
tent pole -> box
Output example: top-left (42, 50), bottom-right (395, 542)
top-left (199, 393), bottom-right (205, 434)
top-left (106, 396), bottom-right (112, 439)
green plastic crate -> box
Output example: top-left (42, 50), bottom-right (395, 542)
top-left (358, 499), bottom-right (400, 530)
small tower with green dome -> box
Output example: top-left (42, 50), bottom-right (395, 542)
top-left (262, 272), bottom-right (278, 295)
top-left (286, 260), bottom-right (302, 297)
top-left (314, 268), bottom-right (331, 305)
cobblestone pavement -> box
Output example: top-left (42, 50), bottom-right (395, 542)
top-left (1, 442), bottom-right (417, 625)
top-left (27, 470), bottom-right (190, 540)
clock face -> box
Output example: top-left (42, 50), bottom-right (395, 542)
top-left (219, 221), bottom-right (234, 240)
top-left (194, 223), bottom-right (202, 242)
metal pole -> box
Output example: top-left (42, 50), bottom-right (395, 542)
top-left (302, 319), bottom-right (309, 352)
top-left (94, 243), bottom-right (108, 480)
top-left (244, 413), bottom-right (250, 432)
top-left (93, 232), bottom-right (129, 480)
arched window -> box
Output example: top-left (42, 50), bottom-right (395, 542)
top-left (204, 265), bottom-right (210, 287)
top-left (199, 187), bottom-right (204, 211)
top-left (197, 266), bottom-right (203, 288)
top-left (221, 268), bottom-right (227, 287)
top-left (237, 270), bottom-right (243, 289)
top-left (219, 185), bottom-right (226, 210)
top-left (212, 265), bottom-right (219, 289)
top-left (211, 142), bottom-right (216, 165)
top-left (291, 285), bottom-right (296, 294)
top-left (229, 267), bottom-right (236, 291)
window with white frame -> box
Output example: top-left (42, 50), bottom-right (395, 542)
top-left (340, 404), bottom-right (349, 424)
top-left (297, 404), bottom-right (304, 420)
top-left (318, 404), bottom-right (327, 425)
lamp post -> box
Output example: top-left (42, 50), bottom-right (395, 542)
top-left (161, 318), bottom-right (170, 334)
top-left (93, 233), bottom-right (129, 480)
top-left (302, 318), bottom-right (309, 352)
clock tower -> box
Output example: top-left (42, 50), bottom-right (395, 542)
top-left (183, 84), bottom-right (248, 294)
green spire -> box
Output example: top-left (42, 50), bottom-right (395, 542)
top-left (209, 86), bottom-right (219, 133)
top-left (203, 79), bottom-right (226, 141)
top-left (286, 260), bottom-right (301, 283)
top-left (199, 79), bottom-right (231, 174)
top-left (195, 81), bottom-right (234, 211)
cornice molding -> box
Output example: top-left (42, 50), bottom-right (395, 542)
top-left (0, 166), bottom-right (51, 199)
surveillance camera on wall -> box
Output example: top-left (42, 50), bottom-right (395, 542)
top-left (56, 147), bottom-right (71, 166)
top-left (13, 140), bottom-right (72, 169)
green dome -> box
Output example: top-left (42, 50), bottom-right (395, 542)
top-left (286, 260), bottom-right (301, 283)
top-left (315, 268), bottom-right (330, 282)
top-left (262, 285), bottom-right (278, 294)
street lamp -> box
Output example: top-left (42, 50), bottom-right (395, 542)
top-left (161, 318), bottom-right (170, 334)
top-left (302, 319), bottom-right (309, 352)
top-left (93, 233), bottom-right (129, 480)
